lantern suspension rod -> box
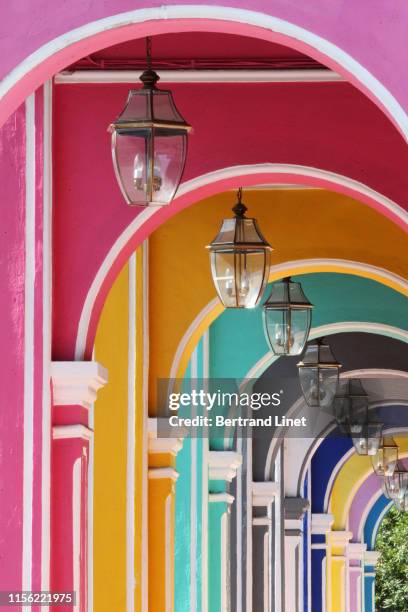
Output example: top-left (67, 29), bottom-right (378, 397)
top-left (146, 36), bottom-right (152, 70)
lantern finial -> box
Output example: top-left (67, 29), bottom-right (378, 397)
top-left (140, 37), bottom-right (160, 89)
top-left (232, 188), bottom-right (247, 218)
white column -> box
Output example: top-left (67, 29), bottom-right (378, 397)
top-left (311, 513), bottom-right (334, 612)
top-left (347, 543), bottom-right (366, 612)
top-left (252, 482), bottom-right (279, 612)
top-left (208, 451), bottom-right (242, 612)
top-left (284, 498), bottom-right (310, 612)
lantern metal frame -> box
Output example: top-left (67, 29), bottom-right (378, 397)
top-left (334, 378), bottom-right (370, 427)
top-left (206, 188), bottom-right (272, 309)
top-left (371, 436), bottom-right (398, 477)
top-left (383, 462), bottom-right (408, 501)
top-left (262, 276), bottom-right (313, 356)
top-left (297, 337), bottom-right (341, 409)
top-left (109, 37), bottom-right (191, 206)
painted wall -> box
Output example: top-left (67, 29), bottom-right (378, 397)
top-left (2, 0), bottom-right (408, 138)
top-left (93, 249), bottom-right (147, 612)
top-left (52, 81), bottom-right (408, 361)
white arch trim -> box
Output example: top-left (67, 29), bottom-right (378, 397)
top-left (3, 6), bottom-right (408, 139)
top-left (164, 256), bottom-right (408, 383)
top-left (368, 500), bottom-right (393, 550)
top-left (74, 172), bottom-right (407, 360)
top-left (357, 489), bottom-right (384, 545)
top-left (264, 366), bottom-right (408, 487)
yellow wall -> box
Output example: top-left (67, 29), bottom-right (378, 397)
top-left (148, 189), bottom-right (408, 408)
top-left (94, 262), bottom-right (129, 611)
top-left (93, 249), bottom-right (148, 612)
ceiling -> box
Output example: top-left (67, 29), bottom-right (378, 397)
top-left (68, 31), bottom-right (324, 71)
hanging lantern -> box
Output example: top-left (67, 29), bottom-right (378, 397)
top-left (383, 463), bottom-right (408, 501)
top-left (351, 421), bottom-right (383, 456)
top-left (206, 188), bottom-right (272, 308)
top-left (109, 37), bottom-right (191, 206)
top-left (372, 437), bottom-right (398, 477)
top-left (334, 378), bottom-right (369, 427)
top-left (297, 338), bottom-right (341, 408)
top-left (393, 493), bottom-right (408, 512)
top-left (262, 277), bottom-right (313, 356)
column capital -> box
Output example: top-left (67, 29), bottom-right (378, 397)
top-left (148, 417), bottom-right (187, 456)
top-left (285, 497), bottom-right (309, 520)
top-left (329, 530), bottom-right (352, 545)
top-left (148, 467), bottom-right (179, 482)
top-left (52, 424), bottom-right (93, 441)
top-left (208, 451), bottom-right (242, 482)
top-left (209, 492), bottom-right (235, 505)
top-left (51, 361), bottom-right (108, 409)
top-left (311, 513), bottom-right (334, 535)
top-left (252, 481), bottom-right (279, 506)
top-left (364, 550), bottom-right (380, 567)
top-left (348, 542), bottom-right (367, 560)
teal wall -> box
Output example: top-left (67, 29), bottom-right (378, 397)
top-left (174, 273), bottom-right (408, 612)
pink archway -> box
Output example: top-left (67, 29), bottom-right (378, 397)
top-left (2, 6), bottom-right (407, 138)
top-left (74, 164), bottom-right (408, 359)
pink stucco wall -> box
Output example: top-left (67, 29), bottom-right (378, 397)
top-left (1, 2), bottom-right (408, 132)
top-left (0, 106), bottom-right (26, 590)
top-left (53, 80), bottom-right (408, 358)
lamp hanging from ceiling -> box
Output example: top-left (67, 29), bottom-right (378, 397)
top-left (382, 463), bottom-right (408, 501)
top-left (262, 276), bottom-right (313, 356)
top-left (297, 338), bottom-right (341, 409)
top-left (372, 436), bottom-right (398, 478)
top-left (109, 36), bottom-right (191, 206)
top-left (206, 188), bottom-right (272, 308)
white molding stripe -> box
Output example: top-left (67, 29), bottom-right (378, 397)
top-left (72, 458), bottom-right (82, 612)
top-left (55, 68), bottom-right (343, 84)
top-left (2, 6), bottom-right (407, 137)
top-left (126, 254), bottom-right (136, 612)
top-left (141, 241), bottom-right (149, 612)
top-left (148, 467), bottom-right (179, 481)
top-left (41, 80), bottom-right (52, 592)
top-left (367, 500), bottom-right (393, 551)
top-left (356, 489), bottom-right (383, 544)
top-left (236, 436), bottom-right (243, 612)
top-left (169, 298), bottom-right (219, 381)
top-left (322, 447), bottom-right (356, 514)
top-left (51, 361), bottom-right (108, 409)
top-left (201, 330), bottom-right (209, 612)
top-left (52, 424), bottom-right (93, 441)
top-left (88, 401), bottom-right (95, 612)
top-left (23, 93), bottom-right (35, 603)
top-left (190, 348), bottom-right (198, 612)
top-left (75, 164), bottom-right (408, 361)
top-left (209, 492), bottom-right (235, 505)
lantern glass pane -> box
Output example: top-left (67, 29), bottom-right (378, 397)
top-left (112, 129), bottom-right (187, 205)
top-left (264, 307), bottom-right (311, 355)
top-left (385, 470), bottom-right (408, 500)
top-left (152, 90), bottom-right (186, 122)
top-left (210, 250), bottom-right (269, 308)
top-left (299, 366), bottom-right (339, 408)
top-left (152, 130), bottom-right (187, 204)
top-left (118, 89), bottom-right (149, 121)
top-left (351, 422), bottom-right (382, 455)
top-left (394, 494), bottom-right (408, 512)
top-left (372, 445), bottom-right (398, 477)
